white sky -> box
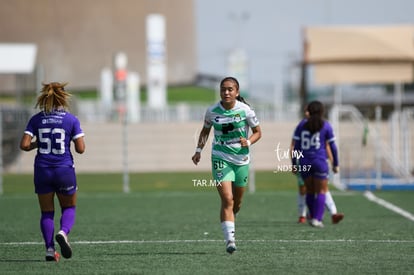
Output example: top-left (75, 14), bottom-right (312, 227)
top-left (194, 0), bottom-right (414, 99)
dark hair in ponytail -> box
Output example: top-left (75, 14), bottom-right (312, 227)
top-left (304, 100), bottom-right (325, 134)
top-left (220, 76), bottom-right (250, 106)
top-left (236, 95), bottom-right (249, 106)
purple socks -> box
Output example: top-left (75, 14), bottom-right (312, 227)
top-left (314, 193), bottom-right (326, 221)
top-left (306, 193), bottom-right (326, 221)
top-left (305, 194), bottom-right (315, 218)
top-left (40, 206), bottom-right (76, 249)
top-left (60, 206), bottom-right (76, 235)
top-left (40, 211), bottom-right (55, 249)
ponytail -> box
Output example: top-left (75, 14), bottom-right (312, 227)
top-left (236, 95), bottom-right (250, 106)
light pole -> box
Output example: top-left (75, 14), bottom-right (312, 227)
top-left (114, 52), bottom-right (130, 193)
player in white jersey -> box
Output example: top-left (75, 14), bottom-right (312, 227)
top-left (192, 77), bottom-right (261, 253)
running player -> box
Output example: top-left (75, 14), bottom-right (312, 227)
top-left (192, 77), bottom-right (261, 253)
top-left (291, 100), bottom-right (339, 228)
top-left (20, 82), bottom-right (85, 261)
top-left (294, 142), bottom-right (344, 224)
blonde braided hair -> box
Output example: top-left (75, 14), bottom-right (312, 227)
top-left (35, 82), bottom-right (71, 113)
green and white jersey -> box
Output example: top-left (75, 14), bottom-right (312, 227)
top-left (204, 100), bottom-right (259, 165)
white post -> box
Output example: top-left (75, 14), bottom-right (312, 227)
top-left (332, 86), bottom-right (342, 189)
top-left (401, 109), bottom-right (411, 177)
top-left (114, 52), bottom-right (130, 193)
top-left (122, 116), bottom-right (129, 193)
top-left (375, 106), bottom-right (382, 190)
top-left (394, 82), bottom-right (402, 113)
top-left (100, 67), bottom-right (113, 120)
top-left (126, 72), bottom-right (140, 123)
top-left (332, 86), bottom-right (341, 141)
top-left (394, 82), bottom-right (403, 170)
top-left (248, 150), bottom-right (255, 194)
top-left (390, 112), bottom-right (399, 170)
top-left (146, 14), bottom-right (167, 109)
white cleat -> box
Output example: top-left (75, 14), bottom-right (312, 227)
top-left (310, 219), bottom-right (324, 228)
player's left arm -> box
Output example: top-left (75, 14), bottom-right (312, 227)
top-left (73, 136), bottom-right (85, 154)
top-left (326, 142), bottom-right (333, 163)
top-left (241, 109), bottom-right (261, 147)
top-left (327, 138), bottom-right (339, 173)
top-left (241, 125), bottom-right (261, 147)
top-left (72, 117), bottom-right (85, 154)
top-left (326, 122), bottom-right (339, 173)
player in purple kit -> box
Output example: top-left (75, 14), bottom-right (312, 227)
top-left (291, 101), bottom-right (339, 228)
top-left (20, 82), bottom-right (85, 261)
top-left (293, 105), bottom-right (344, 224)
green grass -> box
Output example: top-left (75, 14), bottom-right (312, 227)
top-left (2, 171), bottom-right (297, 194)
top-left (1, 85), bottom-right (217, 106)
top-left (0, 171), bottom-right (413, 274)
top-left (166, 86), bottom-right (216, 104)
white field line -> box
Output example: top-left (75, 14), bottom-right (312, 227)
top-left (364, 191), bottom-right (414, 222)
top-left (1, 239), bottom-right (414, 246)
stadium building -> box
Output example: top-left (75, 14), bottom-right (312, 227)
top-left (0, 0), bottom-right (197, 92)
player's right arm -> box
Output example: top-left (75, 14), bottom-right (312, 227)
top-left (20, 132), bottom-right (37, 151)
top-left (192, 126), bottom-right (211, 165)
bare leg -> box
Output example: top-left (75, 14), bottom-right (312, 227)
top-left (232, 184), bottom-right (245, 215)
top-left (216, 181), bottom-right (234, 222)
top-left (217, 181), bottom-right (236, 248)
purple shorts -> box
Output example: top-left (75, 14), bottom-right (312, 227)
top-left (299, 158), bottom-right (329, 180)
top-left (34, 166), bottom-right (77, 195)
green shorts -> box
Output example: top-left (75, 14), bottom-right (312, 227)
top-left (211, 157), bottom-right (249, 187)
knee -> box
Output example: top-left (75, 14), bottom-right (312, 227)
top-left (221, 195), bottom-right (234, 209)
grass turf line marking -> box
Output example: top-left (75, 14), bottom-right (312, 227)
top-left (364, 191), bottom-right (414, 222)
top-left (2, 239), bottom-right (414, 246)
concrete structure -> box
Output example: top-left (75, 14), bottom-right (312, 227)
top-left (7, 121), bottom-right (414, 176)
top-left (7, 121), bottom-right (292, 173)
top-left (0, 0), bottom-right (196, 92)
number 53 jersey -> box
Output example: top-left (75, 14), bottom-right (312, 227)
top-left (24, 110), bottom-right (85, 167)
top-left (203, 101), bottom-right (259, 166)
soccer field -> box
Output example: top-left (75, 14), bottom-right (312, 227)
top-left (0, 172), bottom-right (413, 274)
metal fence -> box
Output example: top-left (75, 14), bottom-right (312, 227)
top-left (329, 105), bottom-right (414, 190)
top-left (0, 106), bottom-right (30, 167)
